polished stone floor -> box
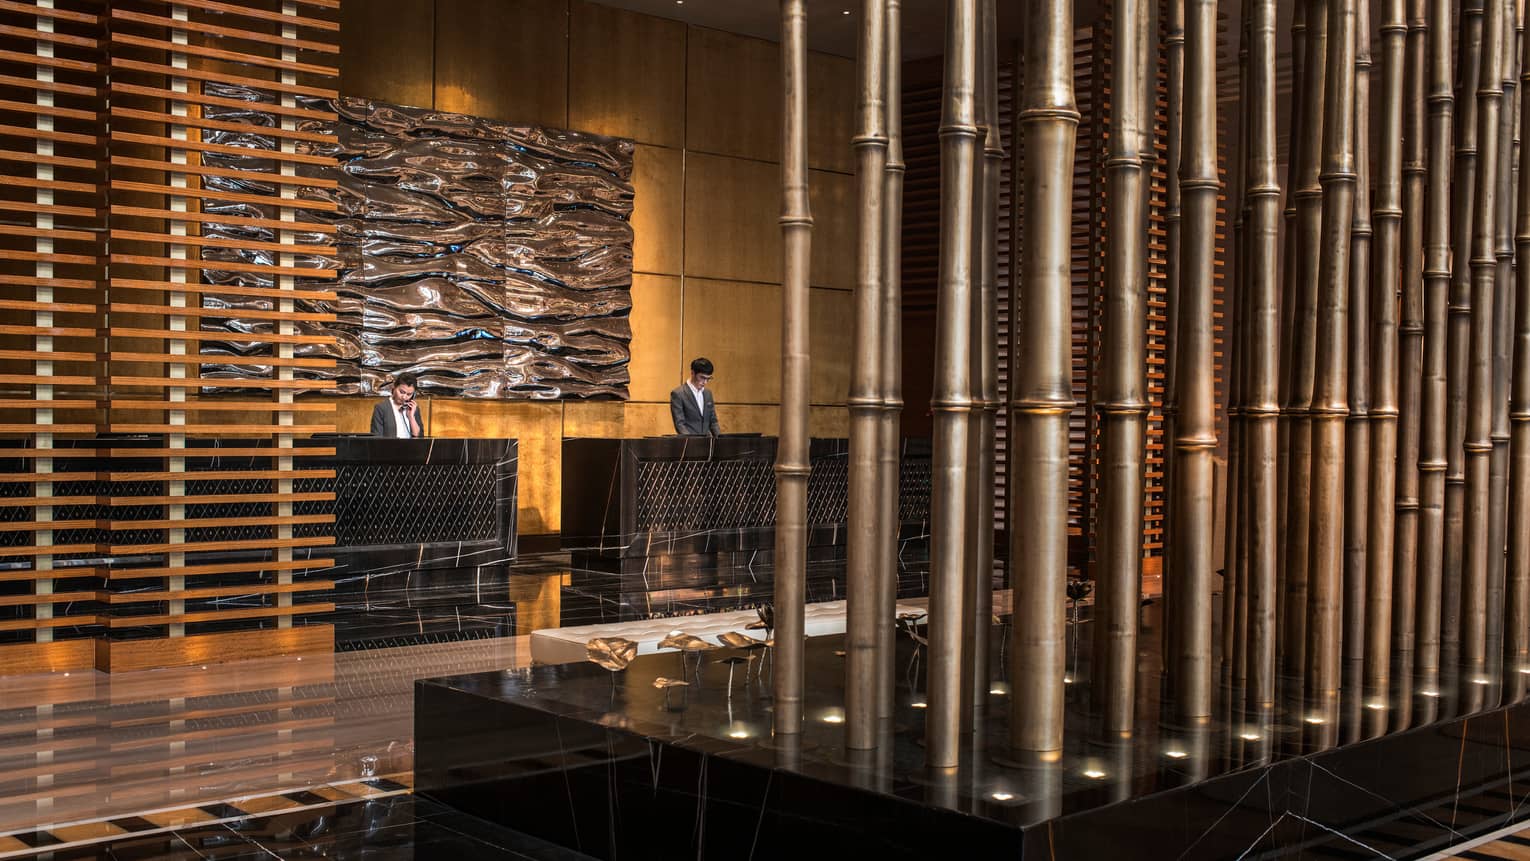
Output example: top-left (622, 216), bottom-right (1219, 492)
top-left (0, 794), bottom-right (592, 860)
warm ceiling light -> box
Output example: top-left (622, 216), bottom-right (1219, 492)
top-left (842, 9), bottom-right (851, 14)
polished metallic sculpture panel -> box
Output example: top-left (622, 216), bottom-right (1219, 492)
top-left (196, 91), bottom-right (635, 399)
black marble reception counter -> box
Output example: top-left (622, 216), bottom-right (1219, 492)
top-left (415, 624), bottom-right (1530, 860)
top-left (560, 436), bottom-right (931, 576)
top-left (0, 436), bottom-right (518, 648)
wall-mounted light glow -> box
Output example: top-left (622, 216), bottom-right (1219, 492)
top-left (1365, 701), bottom-right (1386, 711)
top-left (990, 683), bottom-right (1009, 695)
top-left (1303, 715), bottom-right (1325, 725)
top-left (728, 729), bottom-right (750, 739)
top-left (821, 709), bottom-right (845, 724)
top-left (1420, 689), bottom-right (1441, 698)
top-left (911, 700), bottom-right (928, 709)
top-left (1238, 732), bottom-right (1261, 741)
top-left (1082, 769), bottom-right (1107, 779)
top-left (1472, 677), bottom-right (1491, 686)
top-left (1164, 749), bottom-right (1188, 759)
top-left (1063, 675), bottom-right (1074, 685)
top-left (991, 791), bottom-right (1015, 801)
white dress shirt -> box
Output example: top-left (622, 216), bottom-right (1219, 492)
top-left (688, 381), bottom-right (705, 417)
top-left (392, 401), bottom-right (413, 438)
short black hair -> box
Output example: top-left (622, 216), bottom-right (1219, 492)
top-left (396, 372), bottom-right (419, 389)
top-left (690, 357), bottom-right (713, 376)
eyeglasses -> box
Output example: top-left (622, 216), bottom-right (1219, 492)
top-left (696, 374), bottom-right (713, 383)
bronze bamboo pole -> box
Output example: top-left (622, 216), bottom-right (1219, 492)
top-left (1278, 0), bottom-right (1311, 656)
top-left (774, 0), bottom-right (812, 738)
top-left (1488, 0), bottom-right (1520, 695)
top-left (1342, 0), bottom-right (1373, 743)
top-left (1245, 0), bottom-right (1280, 718)
top-left (1444, 0), bottom-right (1487, 708)
top-left (1463, 0), bottom-right (1506, 711)
top-left (1224, 5), bottom-right (1250, 700)
top-left (928, 0), bottom-right (977, 770)
top-left (1505, 0), bottom-right (1530, 697)
top-left (961, 0), bottom-right (1001, 730)
top-left (1305, 0), bottom-right (1357, 743)
top-left (1163, 0), bottom-right (1185, 671)
top-left (846, 0), bottom-right (888, 752)
top-left (1368, 0), bottom-right (1407, 739)
top-left (1011, 0), bottom-right (1075, 755)
top-left (1095, 0), bottom-right (1149, 739)
top-left (1417, 0), bottom-right (1455, 722)
top-left (1171, 0), bottom-right (1218, 724)
top-left (1392, 0), bottom-right (1428, 730)
top-left (876, 0), bottom-right (905, 724)
top-left (1283, 0), bottom-right (1330, 715)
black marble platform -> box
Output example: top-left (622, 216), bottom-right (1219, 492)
top-left (414, 618), bottom-right (1530, 860)
top-left (561, 436), bottom-right (931, 576)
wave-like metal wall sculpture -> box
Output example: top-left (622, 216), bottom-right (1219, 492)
top-left (196, 92), bottom-right (635, 399)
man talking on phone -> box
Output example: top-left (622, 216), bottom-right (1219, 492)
top-left (371, 372), bottom-right (423, 438)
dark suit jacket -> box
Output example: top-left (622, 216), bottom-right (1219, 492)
top-left (370, 399), bottom-right (421, 438)
top-left (670, 383), bottom-right (721, 436)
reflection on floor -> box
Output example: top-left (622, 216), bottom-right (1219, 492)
top-left (0, 637), bottom-right (532, 840)
top-left (323, 552), bottom-right (937, 650)
top-left (0, 793), bottom-right (591, 861)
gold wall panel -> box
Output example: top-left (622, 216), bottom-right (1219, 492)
top-left (632, 144), bottom-right (683, 276)
top-left (628, 274), bottom-right (683, 403)
top-left (328, 395), bottom-right (385, 434)
top-left (810, 406), bottom-right (852, 438)
top-left (807, 52), bottom-right (855, 174)
top-left (808, 168), bottom-right (856, 290)
top-left (809, 286), bottom-right (853, 405)
top-left (620, 402), bottom-right (681, 438)
top-left (568, 1), bottom-right (685, 148)
top-left (715, 404), bottom-right (782, 435)
top-left (683, 153), bottom-right (781, 283)
top-left (681, 278), bottom-right (782, 406)
top-left (340, 0), bottom-right (435, 108)
top-left (685, 27), bottom-right (779, 163)
top-left (561, 401), bottom-right (627, 438)
top-left (430, 399), bottom-right (564, 533)
top-left (433, 0), bottom-right (569, 128)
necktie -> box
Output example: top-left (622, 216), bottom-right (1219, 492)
top-left (400, 406), bottom-right (411, 438)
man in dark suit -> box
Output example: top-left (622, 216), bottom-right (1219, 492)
top-left (670, 357), bottom-right (721, 436)
top-left (371, 372), bottom-right (424, 438)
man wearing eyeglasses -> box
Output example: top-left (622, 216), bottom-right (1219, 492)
top-left (670, 357), bottom-right (722, 436)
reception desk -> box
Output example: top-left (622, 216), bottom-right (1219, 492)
top-left (560, 436), bottom-right (931, 576)
top-left (0, 436), bottom-right (518, 652)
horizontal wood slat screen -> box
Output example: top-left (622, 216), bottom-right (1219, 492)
top-left (0, 0), bottom-right (342, 674)
top-left (0, 0), bottom-right (108, 674)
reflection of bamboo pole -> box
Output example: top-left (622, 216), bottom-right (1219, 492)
top-left (1505, 0), bottom-right (1530, 700)
top-left (1488, 0), bottom-right (1520, 695)
top-left (773, 0), bottom-right (812, 739)
top-left (1094, 0), bottom-right (1148, 739)
top-left (845, 0), bottom-right (888, 752)
top-left (1305, 0), bottom-right (1356, 744)
top-left (1163, 0), bottom-right (1185, 671)
top-left (961, 0), bottom-right (1001, 730)
top-left (1244, 0), bottom-right (1280, 717)
top-left (1284, 0), bottom-right (1329, 722)
top-left (1223, 2), bottom-right (1249, 699)
top-left (1417, 0), bottom-right (1455, 724)
top-left (1443, 0), bottom-right (1485, 706)
top-left (875, 0), bottom-right (905, 724)
top-left (1367, 0), bottom-right (1407, 740)
top-left (1342, 0), bottom-right (1373, 743)
top-left (1010, 0), bottom-right (1075, 754)
top-left (1392, 0), bottom-right (1428, 731)
top-left (1170, 0), bottom-right (1218, 724)
top-left (1463, 0), bottom-right (1507, 712)
top-left (928, 0), bottom-right (976, 770)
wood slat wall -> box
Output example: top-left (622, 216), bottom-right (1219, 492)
top-left (100, 0), bottom-right (340, 672)
top-left (0, 0), bottom-right (108, 675)
top-left (0, 0), bottom-right (342, 674)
